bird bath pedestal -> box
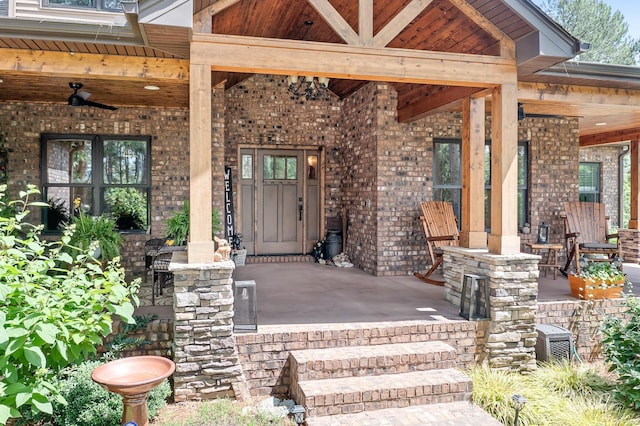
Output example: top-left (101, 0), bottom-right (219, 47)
top-left (91, 356), bottom-right (175, 426)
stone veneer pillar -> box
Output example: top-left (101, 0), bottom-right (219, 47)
top-left (619, 229), bottom-right (640, 264)
top-left (442, 247), bottom-right (539, 372)
top-left (169, 251), bottom-right (247, 402)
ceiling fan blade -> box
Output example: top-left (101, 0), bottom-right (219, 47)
top-left (82, 99), bottom-right (118, 111)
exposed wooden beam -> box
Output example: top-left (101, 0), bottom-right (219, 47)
top-left (519, 82), bottom-right (640, 108)
top-left (397, 86), bottom-right (484, 122)
top-left (488, 83), bottom-right (520, 255)
top-left (580, 128), bottom-right (640, 146)
top-left (0, 48), bottom-right (189, 81)
top-left (192, 34), bottom-right (517, 87)
top-left (307, 0), bottom-right (360, 45)
top-left (193, 0), bottom-right (242, 33)
top-left (359, 0), bottom-right (373, 46)
top-left (460, 95), bottom-right (488, 248)
top-left (447, 0), bottom-right (515, 58)
top-left (373, 0), bottom-right (433, 48)
top-left (188, 61), bottom-right (215, 263)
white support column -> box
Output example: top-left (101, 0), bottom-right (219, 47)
top-left (188, 61), bottom-right (215, 263)
top-left (461, 96), bottom-right (488, 248)
top-left (488, 83), bottom-right (520, 254)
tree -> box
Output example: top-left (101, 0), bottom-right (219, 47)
top-left (537, 0), bottom-right (640, 65)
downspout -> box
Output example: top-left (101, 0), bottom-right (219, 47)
top-left (619, 144), bottom-right (630, 228)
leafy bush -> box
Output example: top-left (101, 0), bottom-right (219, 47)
top-left (601, 296), bottom-right (640, 410)
top-left (0, 184), bottom-right (140, 425)
top-left (165, 201), bottom-right (221, 246)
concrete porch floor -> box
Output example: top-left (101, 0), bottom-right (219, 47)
top-left (135, 260), bottom-right (640, 323)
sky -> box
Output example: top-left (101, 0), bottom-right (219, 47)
top-left (601, 0), bottom-right (640, 39)
top-left (533, 0), bottom-right (640, 39)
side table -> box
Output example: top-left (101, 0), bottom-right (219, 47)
top-left (525, 243), bottom-right (563, 280)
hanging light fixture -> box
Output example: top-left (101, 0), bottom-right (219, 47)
top-left (287, 75), bottom-right (330, 100)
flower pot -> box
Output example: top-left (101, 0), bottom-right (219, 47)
top-left (233, 249), bottom-right (247, 266)
top-left (568, 274), bottom-right (624, 300)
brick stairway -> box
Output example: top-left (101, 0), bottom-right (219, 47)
top-left (289, 341), bottom-right (502, 425)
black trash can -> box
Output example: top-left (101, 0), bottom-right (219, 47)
top-left (323, 230), bottom-right (342, 260)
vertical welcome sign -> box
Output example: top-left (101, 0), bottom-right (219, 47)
top-left (224, 167), bottom-right (235, 240)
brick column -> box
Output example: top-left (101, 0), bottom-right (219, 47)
top-left (619, 228), bottom-right (640, 264)
top-left (170, 251), bottom-right (247, 401)
top-left (442, 247), bottom-right (539, 373)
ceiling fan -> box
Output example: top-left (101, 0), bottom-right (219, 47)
top-left (68, 82), bottom-right (118, 110)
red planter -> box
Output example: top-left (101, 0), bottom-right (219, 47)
top-left (568, 274), bottom-right (624, 300)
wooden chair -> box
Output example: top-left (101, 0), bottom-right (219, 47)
top-left (560, 201), bottom-right (620, 275)
top-left (413, 201), bottom-right (459, 285)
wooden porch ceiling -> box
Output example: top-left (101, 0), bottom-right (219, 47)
top-left (0, 0), bottom-right (639, 145)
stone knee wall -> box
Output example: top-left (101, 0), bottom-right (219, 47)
top-left (443, 247), bottom-right (540, 372)
top-left (171, 256), bottom-right (245, 402)
top-left (619, 228), bottom-right (640, 264)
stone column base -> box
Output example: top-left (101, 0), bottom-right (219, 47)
top-left (619, 228), bottom-right (640, 264)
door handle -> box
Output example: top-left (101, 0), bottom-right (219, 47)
top-left (298, 197), bottom-right (303, 221)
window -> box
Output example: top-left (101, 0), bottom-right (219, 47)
top-left (43, 0), bottom-right (122, 12)
top-left (263, 155), bottom-right (297, 180)
top-left (433, 139), bottom-right (529, 229)
top-left (579, 162), bottom-right (601, 202)
top-left (41, 134), bottom-right (151, 232)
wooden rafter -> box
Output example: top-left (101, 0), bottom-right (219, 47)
top-left (191, 33), bottom-right (517, 87)
top-left (359, 0), bottom-right (373, 46)
top-left (373, 0), bottom-right (433, 48)
top-left (307, 0), bottom-right (360, 45)
top-left (447, 0), bottom-right (515, 58)
top-left (581, 128), bottom-right (640, 146)
top-left (193, 0), bottom-right (242, 33)
top-left (0, 48), bottom-right (189, 81)
top-left (519, 82), bottom-right (640, 108)
top-left (397, 86), bottom-right (484, 122)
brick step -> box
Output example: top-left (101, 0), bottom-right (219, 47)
top-left (298, 368), bottom-right (472, 417)
top-left (290, 341), bottom-right (456, 381)
top-left (305, 400), bottom-right (502, 425)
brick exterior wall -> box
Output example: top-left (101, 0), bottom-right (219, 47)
top-left (0, 77), bottom-right (608, 278)
top-left (0, 100), bottom-right (226, 279)
top-left (580, 145), bottom-right (623, 228)
top-left (537, 298), bottom-right (629, 362)
top-left (223, 74), bottom-right (342, 247)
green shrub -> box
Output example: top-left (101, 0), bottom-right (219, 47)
top-left (165, 201), bottom-right (221, 246)
top-left (0, 184), bottom-right (140, 425)
top-left (601, 296), bottom-right (640, 410)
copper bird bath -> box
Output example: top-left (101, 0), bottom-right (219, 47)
top-left (91, 356), bottom-right (175, 426)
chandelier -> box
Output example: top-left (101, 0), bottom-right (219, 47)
top-left (287, 75), bottom-right (330, 100)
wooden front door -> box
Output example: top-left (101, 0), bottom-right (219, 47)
top-left (239, 148), bottom-right (320, 255)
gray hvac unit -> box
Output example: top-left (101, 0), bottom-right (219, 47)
top-left (535, 324), bottom-right (573, 362)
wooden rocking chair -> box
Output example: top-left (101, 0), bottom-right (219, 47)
top-left (413, 201), bottom-right (459, 285)
top-left (560, 201), bottom-right (620, 275)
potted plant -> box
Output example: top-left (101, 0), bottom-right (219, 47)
top-left (66, 197), bottom-right (123, 261)
top-left (231, 233), bottom-right (247, 266)
top-left (165, 201), bottom-right (222, 246)
top-left (568, 258), bottom-right (626, 300)
top-left (104, 187), bottom-right (148, 231)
